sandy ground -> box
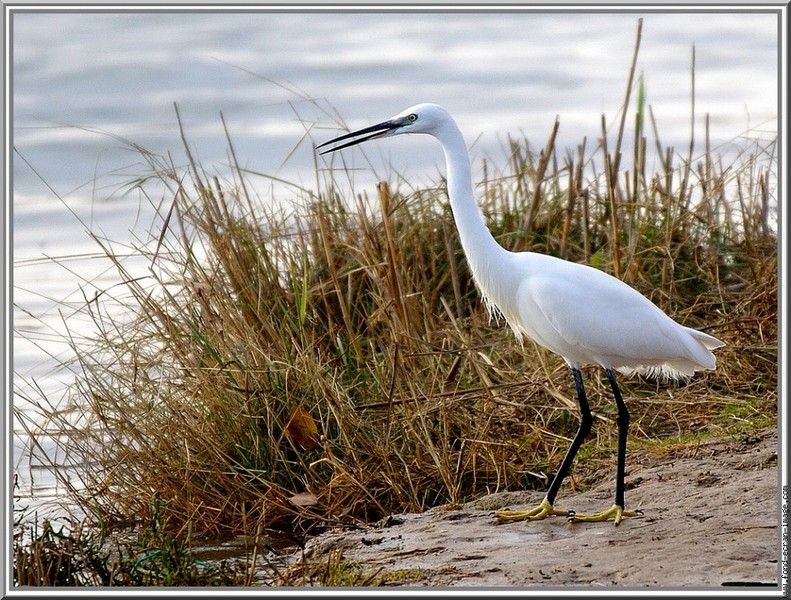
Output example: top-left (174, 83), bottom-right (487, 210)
top-left (300, 429), bottom-right (781, 590)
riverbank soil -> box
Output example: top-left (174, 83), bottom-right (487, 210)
top-left (299, 428), bottom-right (780, 588)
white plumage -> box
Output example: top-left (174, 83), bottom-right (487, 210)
top-left (484, 251), bottom-right (724, 379)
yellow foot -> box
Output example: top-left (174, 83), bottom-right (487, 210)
top-left (495, 497), bottom-right (570, 523)
top-left (567, 503), bottom-right (644, 526)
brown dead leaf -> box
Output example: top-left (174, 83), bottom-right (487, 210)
top-left (288, 492), bottom-right (319, 507)
top-left (285, 406), bottom-right (319, 450)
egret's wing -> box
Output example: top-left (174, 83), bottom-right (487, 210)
top-left (526, 269), bottom-right (687, 364)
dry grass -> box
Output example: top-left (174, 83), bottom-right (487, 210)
top-left (17, 111), bottom-right (775, 545)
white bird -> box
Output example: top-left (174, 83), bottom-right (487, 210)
top-left (317, 103), bottom-right (725, 525)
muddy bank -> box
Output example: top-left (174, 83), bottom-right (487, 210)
top-left (298, 429), bottom-right (780, 589)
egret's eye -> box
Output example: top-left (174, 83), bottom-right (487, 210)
top-left (408, 113), bottom-right (418, 123)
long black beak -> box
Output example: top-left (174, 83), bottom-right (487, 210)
top-left (316, 118), bottom-right (401, 155)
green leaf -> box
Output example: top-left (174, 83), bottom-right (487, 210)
top-left (590, 247), bottom-right (607, 269)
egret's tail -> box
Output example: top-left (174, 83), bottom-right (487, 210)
top-left (673, 326), bottom-right (725, 374)
top-left (685, 327), bottom-right (726, 351)
top-left (617, 327), bottom-right (725, 381)
top-left (677, 327), bottom-right (724, 371)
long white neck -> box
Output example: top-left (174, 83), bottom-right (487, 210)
top-left (434, 120), bottom-right (511, 296)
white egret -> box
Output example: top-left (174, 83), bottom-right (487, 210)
top-left (317, 103), bottom-right (724, 525)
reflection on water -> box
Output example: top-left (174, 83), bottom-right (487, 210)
top-left (11, 10), bottom-right (779, 511)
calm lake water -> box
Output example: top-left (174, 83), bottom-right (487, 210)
top-left (11, 9), bottom-right (779, 509)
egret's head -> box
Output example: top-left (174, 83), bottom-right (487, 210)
top-left (317, 103), bottom-right (451, 154)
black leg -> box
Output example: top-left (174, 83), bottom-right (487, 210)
top-left (605, 368), bottom-right (629, 508)
top-left (546, 367), bottom-right (593, 505)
